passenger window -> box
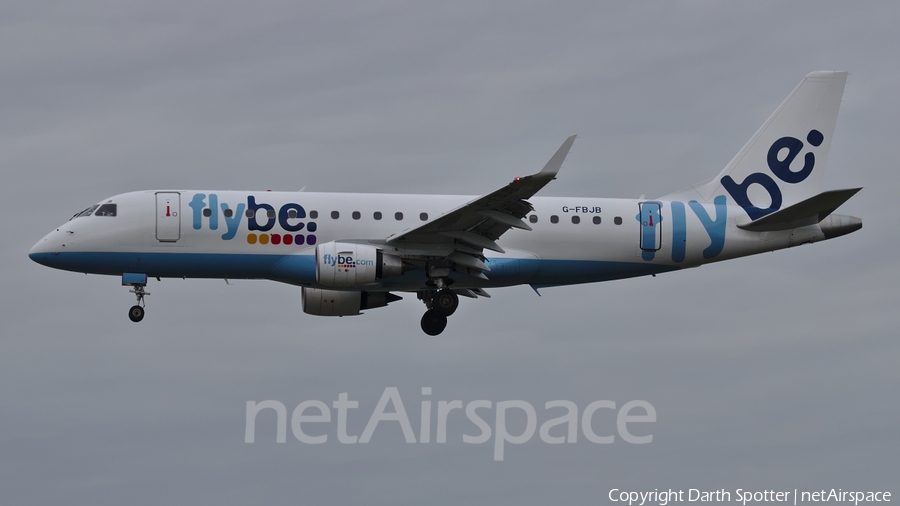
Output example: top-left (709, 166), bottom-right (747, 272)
top-left (374, 212), bottom-right (382, 220)
top-left (288, 209), bottom-right (298, 219)
top-left (95, 204), bottom-right (117, 217)
top-left (267, 209), bottom-right (276, 219)
top-left (203, 208), bottom-right (212, 217)
top-left (331, 211), bottom-right (340, 219)
top-left (223, 208), bottom-right (234, 218)
top-left (395, 212), bottom-right (403, 221)
top-left (246, 209), bottom-right (254, 218)
top-left (550, 215), bottom-right (559, 224)
top-left (614, 217), bottom-right (622, 225)
top-left (310, 210), bottom-right (319, 219)
top-left (352, 211), bottom-right (361, 220)
top-left (593, 216), bottom-right (601, 225)
top-left (420, 212), bottom-right (428, 221)
top-left (571, 216), bottom-right (580, 224)
top-left (529, 215), bottom-right (538, 223)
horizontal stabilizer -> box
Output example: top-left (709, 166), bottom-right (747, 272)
top-left (737, 188), bottom-right (861, 232)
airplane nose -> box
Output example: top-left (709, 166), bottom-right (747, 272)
top-left (29, 238), bottom-right (52, 264)
top-left (29, 230), bottom-right (65, 266)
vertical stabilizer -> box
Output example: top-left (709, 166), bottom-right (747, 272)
top-left (661, 71), bottom-right (847, 220)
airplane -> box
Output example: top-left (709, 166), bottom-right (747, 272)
top-left (29, 71), bottom-right (862, 336)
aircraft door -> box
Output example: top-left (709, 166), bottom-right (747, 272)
top-left (156, 192), bottom-right (181, 242)
top-left (638, 201), bottom-right (662, 251)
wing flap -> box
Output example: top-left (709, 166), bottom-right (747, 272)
top-left (448, 251), bottom-right (490, 271)
top-left (440, 230), bottom-right (505, 253)
top-left (478, 210), bottom-right (532, 230)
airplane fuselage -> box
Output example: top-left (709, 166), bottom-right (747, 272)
top-left (29, 189), bottom-right (851, 291)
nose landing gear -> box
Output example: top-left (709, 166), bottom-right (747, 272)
top-left (122, 273), bottom-right (149, 323)
top-left (128, 284), bottom-right (149, 322)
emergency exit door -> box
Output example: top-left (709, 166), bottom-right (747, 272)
top-left (156, 192), bottom-right (181, 242)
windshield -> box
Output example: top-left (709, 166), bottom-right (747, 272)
top-left (71, 204), bottom-right (99, 220)
top-left (95, 203), bottom-right (117, 216)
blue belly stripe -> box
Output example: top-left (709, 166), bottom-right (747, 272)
top-left (29, 251), bottom-right (680, 289)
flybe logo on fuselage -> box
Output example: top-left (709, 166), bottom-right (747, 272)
top-left (188, 193), bottom-right (318, 245)
top-left (721, 130), bottom-right (824, 220)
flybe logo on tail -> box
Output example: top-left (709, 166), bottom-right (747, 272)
top-left (188, 193), bottom-right (318, 245)
top-left (721, 129), bottom-right (823, 220)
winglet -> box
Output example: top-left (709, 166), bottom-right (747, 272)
top-left (539, 135), bottom-right (577, 177)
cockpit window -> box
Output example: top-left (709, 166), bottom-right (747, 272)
top-left (95, 204), bottom-right (117, 217)
top-left (71, 205), bottom-right (99, 220)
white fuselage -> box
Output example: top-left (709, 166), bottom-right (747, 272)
top-left (29, 189), bottom-right (824, 292)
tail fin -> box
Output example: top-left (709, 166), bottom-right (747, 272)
top-left (661, 71), bottom-right (848, 221)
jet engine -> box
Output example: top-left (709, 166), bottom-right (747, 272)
top-left (301, 288), bottom-right (402, 316)
top-left (315, 241), bottom-right (403, 287)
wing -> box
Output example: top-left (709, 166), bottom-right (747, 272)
top-left (385, 135), bottom-right (576, 277)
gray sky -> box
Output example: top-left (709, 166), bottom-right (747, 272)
top-left (2, 2), bottom-right (897, 504)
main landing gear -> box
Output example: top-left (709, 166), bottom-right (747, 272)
top-left (419, 277), bottom-right (460, 336)
top-left (420, 308), bottom-right (447, 336)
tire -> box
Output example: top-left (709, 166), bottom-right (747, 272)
top-left (129, 305), bottom-right (145, 323)
top-left (420, 309), bottom-right (447, 336)
top-left (433, 289), bottom-right (459, 317)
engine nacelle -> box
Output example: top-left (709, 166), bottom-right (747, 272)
top-left (315, 241), bottom-right (403, 287)
top-left (301, 288), bottom-right (401, 317)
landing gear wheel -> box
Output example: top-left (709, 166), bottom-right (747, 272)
top-left (420, 309), bottom-right (448, 336)
top-left (128, 305), bottom-right (145, 323)
top-left (433, 289), bottom-right (459, 317)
